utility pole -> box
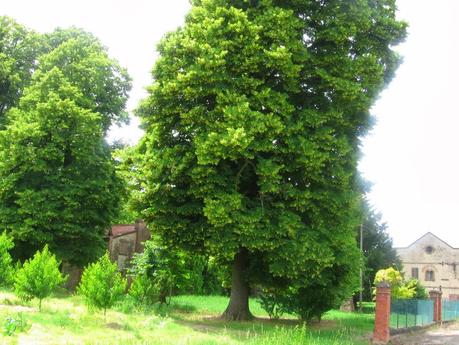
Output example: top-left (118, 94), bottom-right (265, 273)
top-left (359, 222), bottom-right (363, 312)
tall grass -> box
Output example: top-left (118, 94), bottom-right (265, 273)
top-left (247, 326), bottom-right (365, 345)
top-left (0, 289), bottom-right (373, 345)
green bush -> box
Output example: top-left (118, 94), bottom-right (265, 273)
top-left (78, 252), bottom-right (126, 316)
top-left (129, 241), bottom-right (205, 304)
top-left (128, 242), bottom-right (174, 304)
top-left (258, 291), bottom-right (286, 320)
top-left (259, 283), bottom-right (350, 321)
top-left (14, 245), bottom-right (66, 311)
top-left (129, 240), bottom-right (228, 305)
top-left (0, 232), bottom-right (14, 287)
top-left (257, 254), bottom-right (359, 321)
top-left (129, 274), bottom-right (158, 306)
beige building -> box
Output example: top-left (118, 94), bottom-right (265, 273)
top-left (62, 222), bottom-right (150, 290)
top-left (108, 221), bottom-right (150, 271)
top-left (396, 232), bottom-right (459, 300)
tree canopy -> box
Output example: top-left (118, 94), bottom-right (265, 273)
top-left (41, 28), bottom-right (131, 132)
top-left (0, 27), bottom-right (131, 266)
top-left (137, 0), bottom-right (407, 320)
top-left (0, 16), bottom-right (42, 127)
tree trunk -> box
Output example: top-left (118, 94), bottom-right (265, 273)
top-left (159, 289), bottom-right (168, 304)
top-left (222, 248), bottom-right (253, 321)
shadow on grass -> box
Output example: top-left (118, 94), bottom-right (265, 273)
top-left (51, 287), bottom-right (73, 299)
top-left (172, 316), bottom-right (370, 345)
top-left (173, 317), bottom-right (303, 340)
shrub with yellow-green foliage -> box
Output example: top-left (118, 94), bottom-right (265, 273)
top-left (373, 267), bottom-right (427, 299)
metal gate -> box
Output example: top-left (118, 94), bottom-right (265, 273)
top-left (443, 300), bottom-right (459, 321)
top-left (390, 299), bottom-right (434, 329)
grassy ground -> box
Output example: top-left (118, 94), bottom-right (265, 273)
top-left (0, 289), bottom-right (374, 345)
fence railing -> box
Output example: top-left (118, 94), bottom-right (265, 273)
top-left (390, 299), bottom-right (434, 329)
top-left (442, 300), bottom-right (459, 321)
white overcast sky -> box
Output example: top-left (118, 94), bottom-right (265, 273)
top-left (2, 0), bottom-right (458, 247)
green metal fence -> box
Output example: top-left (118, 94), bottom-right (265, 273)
top-left (442, 300), bottom-right (459, 321)
top-left (390, 299), bottom-right (434, 329)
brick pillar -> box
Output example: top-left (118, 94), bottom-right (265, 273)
top-left (373, 281), bottom-right (391, 344)
top-left (429, 290), bottom-right (442, 323)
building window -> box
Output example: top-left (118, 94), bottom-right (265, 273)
top-left (425, 270), bottom-right (435, 282)
top-left (412, 267), bottom-right (419, 279)
top-left (425, 246), bottom-right (434, 254)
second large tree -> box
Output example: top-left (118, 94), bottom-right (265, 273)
top-left (0, 29), bottom-right (130, 266)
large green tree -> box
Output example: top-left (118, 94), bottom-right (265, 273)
top-left (0, 28), bottom-right (131, 266)
top-left (137, 0), bottom-right (406, 320)
top-left (0, 17), bottom-right (42, 127)
top-left (41, 28), bottom-right (131, 132)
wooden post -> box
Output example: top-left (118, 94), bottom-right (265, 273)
top-left (373, 281), bottom-right (391, 344)
top-left (429, 290), bottom-right (442, 323)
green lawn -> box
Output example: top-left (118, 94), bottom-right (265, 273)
top-left (0, 290), bottom-right (373, 345)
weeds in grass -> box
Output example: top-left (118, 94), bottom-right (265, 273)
top-left (2, 313), bottom-right (29, 336)
top-left (1, 297), bottom-right (13, 305)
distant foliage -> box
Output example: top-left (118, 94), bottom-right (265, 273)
top-left (14, 245), bottom-right (66, 311)
top-left (128, 240), bottom-right (226, 305)
top-left (78, 252), bottom-right (127, 315)
top-left (405, 279), bottom-right (428, 299)
top-left (359, 198), bottom-right (401, 301)
top-left (0, 232), bottom-right (15, 287)
top-left (111, 144), bottom-right (144, 224)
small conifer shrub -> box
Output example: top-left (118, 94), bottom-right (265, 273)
top-left (14, 245), bottom-right (66, 311)
top-left (78, 252), bottom-right (126, 316)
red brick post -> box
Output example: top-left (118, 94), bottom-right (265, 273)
top-left (373, 281), bottom-right (391, 344)
top-left (429, 290), bottom-right (442, 323)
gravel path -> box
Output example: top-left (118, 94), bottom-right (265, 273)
top-left (391, 322), bottom-right (459, 345)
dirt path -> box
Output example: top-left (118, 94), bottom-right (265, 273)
top-left (391, 322), bottom-right (459, 345)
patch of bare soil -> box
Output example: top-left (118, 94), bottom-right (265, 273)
top-left (106, 322), bottom-right (124, 330)
top-left (17, 324), bottom-right (52, 345)
top-left (0, 304), bottom-right (35, 313)
top-left (391, 322), bottom-right (459, 345)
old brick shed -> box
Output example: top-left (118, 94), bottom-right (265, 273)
top-left (108, 221), bottom-right (151, 271)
